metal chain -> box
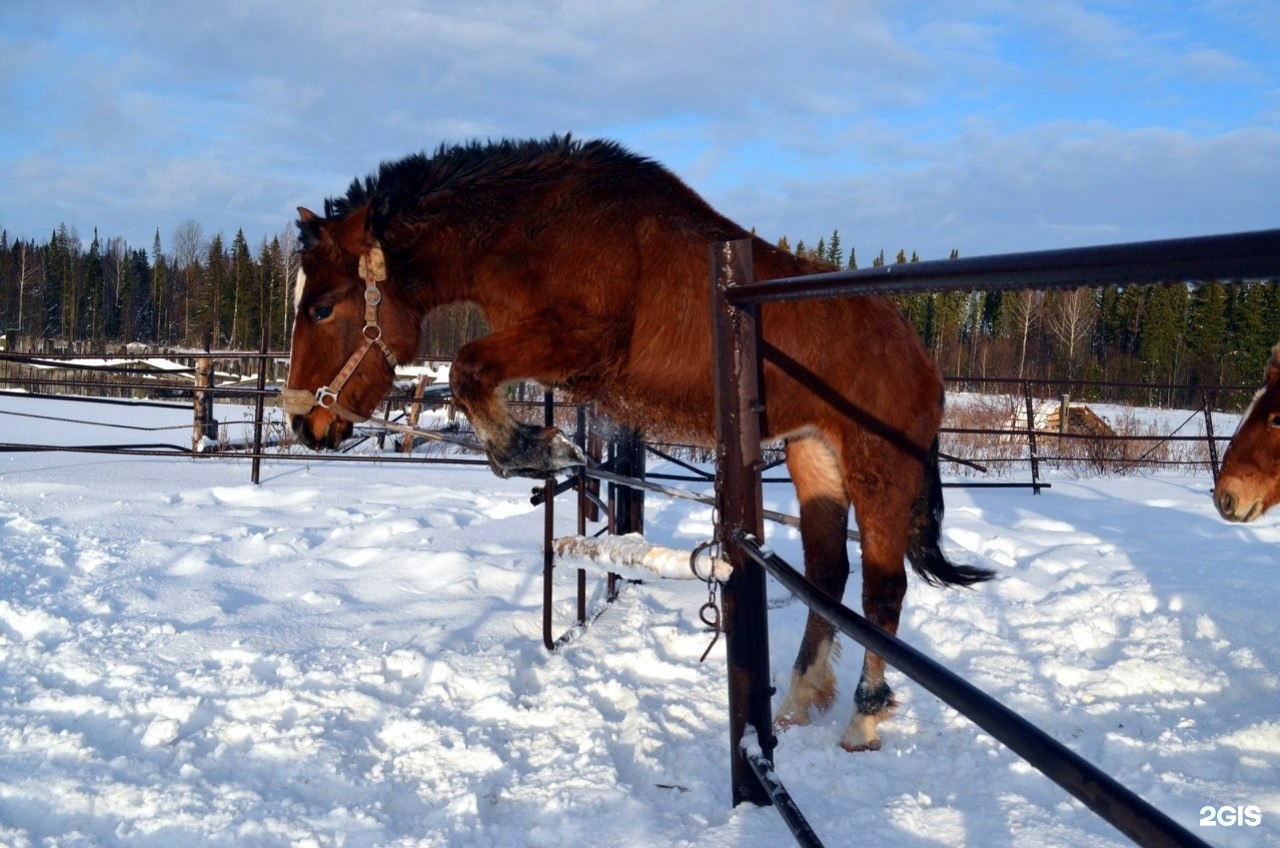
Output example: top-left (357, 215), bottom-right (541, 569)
top-left (690, 507), bottom-right (724, 663)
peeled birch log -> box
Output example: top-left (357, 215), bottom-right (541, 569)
top-left (552, 534), bottom-right (732, 581)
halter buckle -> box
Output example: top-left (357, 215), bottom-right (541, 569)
top-left (316, 386), bottom-right (339, 409)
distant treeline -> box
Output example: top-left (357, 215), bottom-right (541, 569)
top-left (0, 222), bottom-right (485, 357)
top-left (2, 223), bottom-right (1276, 407)
top-left (783, 229), bottom-right (1280, 407)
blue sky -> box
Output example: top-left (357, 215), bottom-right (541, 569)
top-left (2, 1), bottom-right (1277, 262)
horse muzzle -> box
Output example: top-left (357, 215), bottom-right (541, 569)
top-left (282, 388), bottom-right (352, 450)
top-left (289, 409), bottom-right (352, 450)
top-left (1214, 486), bottom-right (1262, 523)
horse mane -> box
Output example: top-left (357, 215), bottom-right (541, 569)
top-left (300, 134), bottom-right (660, 248)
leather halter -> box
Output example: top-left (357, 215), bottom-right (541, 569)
top-left (281, 245), bottom-right (399, 424)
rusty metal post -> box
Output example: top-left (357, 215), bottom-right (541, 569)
top-left (542, 389), bottom-right (557, 650)
top-left (611, 427), bottom-right (646, 536)
top-left (1023, 381), bottom-right (1042, 495)
top-left (711, 238), bottom-right (773, 807)
top-left (609, 426), bottom-right (645, 601)
top-left (1202, 390), bottom-right (1220, 484)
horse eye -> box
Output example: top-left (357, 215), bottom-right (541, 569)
top-left (311, 305), bottom-right (334, 321)
top-left (1270, 413), bottom-right (1280, 429)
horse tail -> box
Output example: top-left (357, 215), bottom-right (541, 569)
top-left (906, 438), bottom-right (995, 588)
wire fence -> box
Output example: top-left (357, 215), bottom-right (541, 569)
top-left (0, 349), bottom-right (1252, 493)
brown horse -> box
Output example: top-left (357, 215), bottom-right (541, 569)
top-left (284, 135), bottom-right (992, 751)
top-left (1215, 342), bottom-right (1280, 523)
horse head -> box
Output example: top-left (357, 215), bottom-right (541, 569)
top-left (1215, 343), bottom-right (1280, 522)
top-left (284, 205), bottom-right (422, 449)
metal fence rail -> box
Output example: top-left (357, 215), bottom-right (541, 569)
top-left (709, 230), bottom-right (1280, 846)
top-left (736, 535), bottom-right (1208, 848)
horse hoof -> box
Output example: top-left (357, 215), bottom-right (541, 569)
top-left (840, 714), bottom-right (883, 752)
top-left (489, 425), bottom-right (586, 479)
top-left (773, 708), bottom-right (811, 732)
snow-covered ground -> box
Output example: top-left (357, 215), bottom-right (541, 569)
top-left (0, 394), bottom-right (1277, 847)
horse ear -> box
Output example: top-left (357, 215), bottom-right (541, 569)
top-left (297, 207), bottom-right (324, 243)
top-left (1266, 343), bottom-right (1280, 388)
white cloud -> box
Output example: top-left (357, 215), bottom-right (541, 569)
top-left (1, 0), bottom-right (1276, 259)
top-left (723, 123), bottom-right (1280, 260)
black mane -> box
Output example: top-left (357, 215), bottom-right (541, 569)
top-left (299, 134), bottom-right (657, 248)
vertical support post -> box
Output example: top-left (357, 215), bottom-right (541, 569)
top-left (710, 238), bottom-right (773, 808)
top-left (402, 375), bottom-right (429, 454)
top-left (1023, 381), bottom-right (1041, 495)
top-left (611, 428), bottom-right (646, 536)
top-left (542, 389), bottom-right (557, 651)
top-left (610, 427), bottom-right (645, 601)
top-left (575, 404), bottom-right (589, 626)
top-left (193, 356), bottom-right (217, 452)
top-left (251, 323), bottom-right (269, 484)
top-left (1202, 389), bottom-right (1220, 484)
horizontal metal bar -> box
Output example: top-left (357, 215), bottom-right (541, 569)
top-left (730, 228), bottom-right (1280, 304)
top-left (0, 442), bottom-right (492, 466)
top-left (944, 427), bottom-right (1220, 443)
top-left (0, 388), bottom-right (191, 411)
top-left (941, 482), bottom-right (1052, 489)
top-left (741, 728), bottom-right (826, 848)
top-left (734, 534), bottom-right (1208, 848)
top-left (583, 468), bottom-right (861, 543)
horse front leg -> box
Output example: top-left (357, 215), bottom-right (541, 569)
top-left (450, 312), bottom-right (596, 478)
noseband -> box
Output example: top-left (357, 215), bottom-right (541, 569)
top-left (281, 245), bottom-right (400, 424)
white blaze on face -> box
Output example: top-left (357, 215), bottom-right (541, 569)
top-left (286, 267), bottom-right (309, 404)
top-left (293, 267), bottom-right (308, 313)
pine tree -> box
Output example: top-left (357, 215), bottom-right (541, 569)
top-left (151, 230), bottom-right (168, 342)
top-left (826, 228), bottom-right (843, 268)
top-left (42, 230), bottom-right (63, 338)
top-left (230, 229), bottom-right (255, 348)
top-left (84, 229), bottom-right (105, 343)
top-left (1232, 281), bottom-right (1273, 384)
top-left (131, 248), bottom-right (153, 342)
top-left (203, 234), bottom-right (227, 345)
top-left (56, 224), bottom-right (81, 342)
top-left (1186, 281), bottom-right (1228, 385)
top-left (1138, 284), bottom-right (1189, 399)
top-left (259, 236), bottom-right (285, 351)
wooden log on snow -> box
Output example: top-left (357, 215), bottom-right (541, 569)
top-left (552, 534), bottom-right (732, 582)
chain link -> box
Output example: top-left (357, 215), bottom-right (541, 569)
top-left (690, 504), bottom-right (724, 663)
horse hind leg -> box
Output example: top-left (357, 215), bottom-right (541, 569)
top-left (840, 465), bottom-right (914, 752)
top-left (775, 433), bottom-right (851, 731)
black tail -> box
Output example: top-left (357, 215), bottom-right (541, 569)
top-left (907, 438), bottom-right (995, 587)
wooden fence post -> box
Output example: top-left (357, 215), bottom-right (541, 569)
top-left (402, 375), bottom-right (430, 454)
top-left (192, 357), bottom-right (217, 452)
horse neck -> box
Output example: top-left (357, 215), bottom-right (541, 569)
top-left (386, 206), bottom-right (516, 318)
